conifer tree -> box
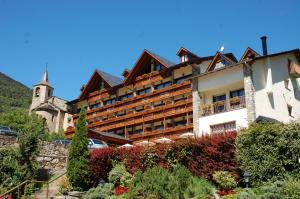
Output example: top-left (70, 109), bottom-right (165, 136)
top-left (67, 108), bottom-right (91, 190)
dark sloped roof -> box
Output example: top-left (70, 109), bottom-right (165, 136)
top-left (96, 69), bottom-right (123, 87)
top-left (146, 49), bottom-right (175, 66)
top-left (223, 53), bottom-right (238, 63)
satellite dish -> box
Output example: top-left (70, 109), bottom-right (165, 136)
top-left (220, 45), bottom-right (225, 53)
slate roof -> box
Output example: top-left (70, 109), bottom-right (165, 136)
top-left (146, 49), bottom-right (175, 67)
top-left (96, 69), bottom-right (123, 87)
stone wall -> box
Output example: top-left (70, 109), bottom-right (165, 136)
top-left (0, 134), bottom-right (17, 147)
top-left (37, 142), bottom-right (68, 174)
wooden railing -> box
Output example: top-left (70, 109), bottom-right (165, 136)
top-left (87, 97), bottom-right (192, 127)
top-left (129, 124), bottom-right (193, 140)
top-left (0, 172), bottom-right (66, 199)
top-left (86, 81), bottom-right (191, 116)
top-left (201, 96), bottom-right (246, 116)
top-left (95, 105), bottom-right (193, 131)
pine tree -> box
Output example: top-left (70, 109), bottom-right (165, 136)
top-left (67, 108), bottom-right (91, 190)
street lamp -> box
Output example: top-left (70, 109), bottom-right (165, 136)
top-left (243, 171), bottom-right (251, 188)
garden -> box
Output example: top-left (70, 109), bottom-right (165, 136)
top-left (63, 110), bottom-right (300, 199)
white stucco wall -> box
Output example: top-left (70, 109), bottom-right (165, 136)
top-left (253, 53), bottom-right (300, 122)
top-left (198, 65), bottom-right (244, 92)
top-left (199, 108), bottom-right (248, 135)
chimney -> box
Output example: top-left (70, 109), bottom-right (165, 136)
top-left (260, 36), bottom-right (268, 56)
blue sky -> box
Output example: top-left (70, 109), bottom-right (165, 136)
top-left (0, 0), bottom-right (299, 100)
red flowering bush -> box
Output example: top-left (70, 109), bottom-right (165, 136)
top-left (89, 147), bottom-right (119, 184)
top-left (115, 185), bottom-right (129, 195)
top-left (89, 132), bottom-right (239, 184)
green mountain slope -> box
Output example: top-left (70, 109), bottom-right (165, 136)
top-left (0, 72), bottom-right (32, 112)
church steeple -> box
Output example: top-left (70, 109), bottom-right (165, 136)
top-left (30, 69), bottom-right (54, 111)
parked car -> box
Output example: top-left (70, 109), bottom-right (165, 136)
top-left (0, 125), bottom-right (18, 136)
top-left (88, 138), bottom-right (108, 149)
top-left (53, 139), bottom-right (71, 146)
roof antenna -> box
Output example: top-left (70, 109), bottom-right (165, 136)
top-left (219, 44), bottom-right (225, 53)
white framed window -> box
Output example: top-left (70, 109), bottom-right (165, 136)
top-left (210, 121), bottom-right (236, 134)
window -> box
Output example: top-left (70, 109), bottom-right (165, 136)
top-left (48, 89), bottom-right (51, 97)
top-left (104, 98), bottom-right (116, 105)
top-left (154, 81), bottom-right (171, 90)
top-left (287, 105), bottom-right (293, 116)
top-left (175, 120), bottom-right (187, 126)
top-left (135, 107), bottom-right (144, 112)
top-left (154, 64), bottom-right (163, 71)
top-left (35, 87), bottom-right (40, 97)
top-left (213, 94), bottom-right (226, 113)
top-left (154, 125), bottom-right (164, 130)
top-left (174, 75), bottom-right (192, 84)
top-left (230, 89), bottom-right (245, 98)
top-left (119, 93), bottom-right (133, 101)
top-left (137, 87), bottom-right (151, 95)
top-left (180, 55), bottom-right (188, 63)
top-left (211, 121), bottom-right (236, 134)
top-left (90, 103), bottom-right (101, 110)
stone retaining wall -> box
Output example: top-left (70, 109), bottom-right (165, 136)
top-left (37, 142), bottom-right (69, 174)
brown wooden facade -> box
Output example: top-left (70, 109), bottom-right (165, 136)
top-left (65, 49), bottom-right (216, 143)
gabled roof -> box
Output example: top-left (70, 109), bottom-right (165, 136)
top-left (79, 70), bottom-right (123, 100)
top-left (124, 49), bottom-right (174, 85)
top-left (206, 52), bottom-right (237, 72)
top-left (97, 69), bottom-right (123, 87)
top-left (239, 47), bottom-right (260, 62)
top-left (176, 47), bottom-right (200, 59)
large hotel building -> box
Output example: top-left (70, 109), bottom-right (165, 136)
top-left (65, 37), bottom-right (300, 145)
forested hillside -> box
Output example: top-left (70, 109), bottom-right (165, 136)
top-left (0, 72), bottom-right (32, 112)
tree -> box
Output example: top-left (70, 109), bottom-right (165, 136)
top-left (0, 109), bottom-right (44, 190)
top-left (67, 108), bottom-right (91, 191)
top-left (0, 109), bottom-right (45, 137)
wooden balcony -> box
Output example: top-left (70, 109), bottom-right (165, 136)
top-left (93, 105), bottom-right (193, 131)
top-left (128, 124), bottom-right (193, 141)
top-left (201, 96), bottom-right (246, 116)
top-left (74, 80), bottom-right (192, 121)
top-left (87, 97), bottom-right (192, 127)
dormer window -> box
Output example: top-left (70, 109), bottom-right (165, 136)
top-left (154, 64), bottom-right (163, 71)
top-left (180, 55), bottom-right (189, 63)
top-left (35, 87), bottom-right (40, 97)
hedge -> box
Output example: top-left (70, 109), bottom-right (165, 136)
top-left (89, 131), bottom-right (239, 185)
top-left (236, 122), bottom-right (300, 185)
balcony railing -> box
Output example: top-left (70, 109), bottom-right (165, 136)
top-left (201, 96), bottom-right (246, 116)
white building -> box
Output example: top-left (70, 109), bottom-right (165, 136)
top-left (30, 70), bottom-right (74, 133)
top-left (192, 37), bottom-right (300, 136)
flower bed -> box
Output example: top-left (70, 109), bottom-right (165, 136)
top-left (89, 131), bottom-right (239, 185)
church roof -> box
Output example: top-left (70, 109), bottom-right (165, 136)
top-left (35, 70), bottom-right (53, 88)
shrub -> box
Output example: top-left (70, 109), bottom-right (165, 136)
top-left (89, 132), bottom-right (239, 182)
top-left (213, 171), bottom-right (237, 190)
top-left (186, 132), bottom-right (239, 181)
top-left (67, 108), bottom-right (91, 191)
top-left (236, 188), bottom-right (256, 199)
top-left (58, 176), bottom-right (71, 195)
top-left (85, 183), bottom-right (115, 199)
top-left (184, 176), bottom-right (214, 199)
top-left (236, 122), bottom-right (300, 184)
top-left (282, 177), bottom-right (300, 199)
top-left (89, 147), bottom-right (119, 184)
top-left (128, 164), bottom-right (195, 199)
top-left (108, 164), bottom-right (131, 186)
top-left (120, 172), bottom-right (133, 188)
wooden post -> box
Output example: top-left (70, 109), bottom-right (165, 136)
top-left (46, 182), bottom-right (49, 199)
